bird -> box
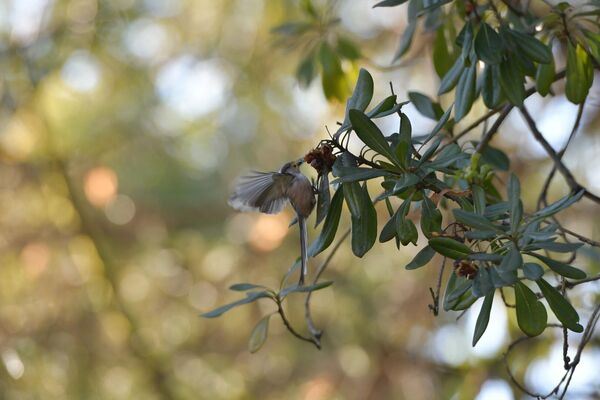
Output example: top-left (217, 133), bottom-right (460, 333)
top-left (228, 159), bottom-right (316, 285)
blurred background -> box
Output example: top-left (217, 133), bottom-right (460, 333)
top-left (0, 0), bottom-right (599, 399)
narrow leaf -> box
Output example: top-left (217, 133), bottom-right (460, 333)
top-left (474, 23), bottom-right (503, 64)
top-left (472, 292), bottom-right (494, 346)
top-left (349, 110), bottom-right (399, 166)
top-left (351, 184), bottom-right (378, 257)
top-left (429, 237), bottom-right (472, 259)
top-left (248, 315), bottom-right (270, 353)
top-left (201, 291), bottom-right (273, 318)
top-left (523, 262), bottom-right (544, 280)
top-left (309, 188), bottom-right (344, 257)
top-left (315, 174), bottom-right (330, 227)
top-left (528, 253), bottom-right (587, 280)
top-left (438, 56), bottom-right (465, 94)
top-left (454, 63), bottom-right (476, 121)
top-left (536, 278), bottom-right (584, 333)
top-left (406, 245), bottom-right (436, 269)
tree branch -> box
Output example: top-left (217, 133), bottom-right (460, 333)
top-left (538, 101), bottom-right (586, 209)
top-left (519, 106), bottom-right (600, 205)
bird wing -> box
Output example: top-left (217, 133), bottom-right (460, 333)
top-left (228, 171), bottom-right (293, 214)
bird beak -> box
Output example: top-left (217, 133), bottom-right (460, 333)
top-left (297, 158), bottom-right (305, 165)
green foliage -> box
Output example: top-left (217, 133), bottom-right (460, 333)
top-left (515, 281), bottom-right (547, 337)
top-left (208, 0), bottom-right (597, 358)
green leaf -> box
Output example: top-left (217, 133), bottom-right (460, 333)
top-left (498, 244), bottom-right (522, 272)
top-left (453, 209), bottom-right (499, 232)
top-left (418, 138), bottom-right (442, 165)
top-left (349, 110), bottom-right (400, 166)
top-left (331, 168), bottom-right (393, 184)
top-left (528, 253), bottom-right (587, 280)
top-left (315, 174), bottom-right (330, 227)
top-left (319, 42), bottom-right (346, 101)
top-left (438, 56), bottom-right (465, 95)
top-left (531, 190), bottom-right (584, 221)
top-left (459, 21), bottom-right (474, 61)
top-left (481, 64), bottom-right (502, 108)
top-left (468, 253), bottom-right (503, 262)
top-left (400, 112), bottom-right (412, 138)
top-left (472, 292), bottom-right (494, 346)
top-left (297, 52), bottom-right (317, 87)
top-left (348, 68), bottom-right (374, 113)
top-left (433, 27), bottom-right (454, 78)
top-left (514, 281), bottom-right (547, 337)
top-left (379, 211), bottom-right (398, 243)
top-left (229, 283), bottom-right (268, 291)
top-left (406, 245), bottom-right (436, 269)
top-left (351, 184), bottom-right (378, 257)
top-left (523, 262), bottom-right (544, 280)
top-left (472, 184), bottom-right (486, 215)
top-left (420, 105), bottom-right (453, 146)
top-left (425, 143), bottom-right (469, 170)
top-left (508, 174), bottom-right (522, 233)
top-left (248, 315), bottom-right (270, 353)
top-left (396, 215), bottom-right (418, 246)
top-left (454, 63), bottom-right (476, 121)
top-left (507, 30), bottom-right (553, 64)
top-left (536, 278), bottom-right (584, 333)
top-left (499, 58), bottom-right (525, 106)
top-left (392, 173), bottom-right (420, 194)
top-left (201, 291), bottom-right (273, 318)
top-left (395, 114), bottom-right (412, 167)
top-left (566, 42), bottom-right (593, 104)
top-left (474, 23), bottom-right (503, 64)
top-left (408, 92), bottom-right (443, 120)
top-left (374, 0), bottom-right (409, 6)
top-left (309, 188), bottom-right (344, 257)
top-left (344, 182), bottom-right (363, 218)
top-left (336, 37), bottom-right (361, 60)
top-left (530, 241), bottom-right (583, 253)
top-left (491, 266), bottom-right (517, 287)
top-left (421, 196), bottom-right (442, 238)
top-left (536, 49), bottom-right (555, 97)
top-left (394, 22), bottom-right (416, 61)
top-left (279, 281), bottom-right (334, 297)
top-left (480, 145), bottom-right (510, 171)
top-left (367, 95), bottom-right (398, 118)
top-left (465, 230), bottom-right (498, 240)
top-left (584, 30), bottom-right (600, 64)
top-left (444, 273), bottom-right (473, 310)
top-left (472, 267), bottom-right (494, 298)
top-left (429, 237), bottom-right (472, 259)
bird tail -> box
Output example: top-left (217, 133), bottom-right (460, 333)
top-left (299, 216), bottom-right (308, 286)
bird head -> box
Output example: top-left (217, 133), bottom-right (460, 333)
top-left (279, 158), bottom-right (305, 174)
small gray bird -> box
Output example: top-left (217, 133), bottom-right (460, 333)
top-left (228, 159), bottom-right (316, 285)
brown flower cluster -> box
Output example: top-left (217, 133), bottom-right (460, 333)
top-left (304, 144), bottom-right (336, 175)
top-left (453, 260), bottom-right (479, 280)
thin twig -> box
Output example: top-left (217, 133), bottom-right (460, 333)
top-left (519, 106), bottom-right (600, 205)
top-left (428, 258), bottom-right (446, 316)
top-left (560, 226), bottom-right (600, 247)
top-left (304, 228), bottom-right (351, 345)
top-left (505, 302), bottom-right (600, 399)
top-left (538, 101), bottom-right (586, 209)
top-left (475, 105), bottom-right (513, 153)
top-left (277, 299), bottom-right (321, 349)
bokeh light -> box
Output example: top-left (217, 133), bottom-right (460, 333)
top-left (0, 1), bottom-right (598, 399)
